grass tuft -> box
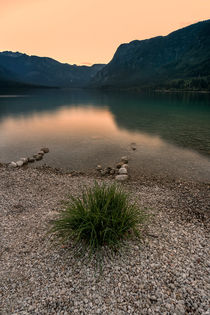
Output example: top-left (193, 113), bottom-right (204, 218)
top-left (50, 182), bottom-right (146, 261)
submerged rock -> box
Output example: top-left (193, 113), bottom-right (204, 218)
top-left (40, 147), bottom-right (49, 153)
top-left (115, 175), bottom-right (128, 181)
top-left (28, 157), bottom-right (35, 163)
top-left (35, 154), bottom-right (43, 161)
top-left (38, 150), bottom-right (45, 156)
top-left (130, 142), bottom-right (137, 150)
top-left (33, 154), bottom-right (43, 161)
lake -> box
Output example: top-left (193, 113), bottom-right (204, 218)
top-left (0, 89), bottom-right (210, 182)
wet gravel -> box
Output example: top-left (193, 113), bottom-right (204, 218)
top-left (0, 165), bottom-right (209, 314)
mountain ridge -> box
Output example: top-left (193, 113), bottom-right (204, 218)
top-left (90, 19), bottom-right (210, 91)
top-left (1, 19), bottom-right (210, 91)
top-left (0, 51), bottom-right (105, 88)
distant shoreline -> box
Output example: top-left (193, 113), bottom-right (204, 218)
top-left (1, 86), bottom-right (210, 95)
top-left (154, 89), bottom-right (210, 94)
top-left (89, 86), bottom-right (210, 94)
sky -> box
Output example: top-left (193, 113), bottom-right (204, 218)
top-left (0, 0), bottom-right (209, 65)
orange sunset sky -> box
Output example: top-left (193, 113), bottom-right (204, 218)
top-left (0, 0), bottom-right (209, 65)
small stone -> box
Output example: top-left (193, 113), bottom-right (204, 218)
top-left (35, 155), bottom-right (43, 161)
top-left (115, 175), bottom-right (128, 181)
top-left (16, 160), bottom-right (24, 167)
top-left (121, 156), bottom-right (128, 163)
top-left (118, 167), bottom-right (127, 175)
top-left (110, 169), bottom-right (115, 175)
top-left (9, 162), bottom-right (17, 168)
top-left (174, 303), bottom-right (185, 315)
top-left (122, 164), bottom-right (128, 169)
top-left (96, 165), bottom-right (102, 171)
top-left (28, 157), bottom-right (35, 163)
top-left (116, 162), bottom-right (124, 169)
top-left (20, 157), bottom-right (28, 164)
top-left (40, 147), bottom-right (49, 153)
top-left (130, 142), bottom-right (137, 150)
top-left (71, 170), bottom-right (79, 176)
top-left (149, 296), bottom-right (157, 302)
top-left (37, 151), bottom-right (45, 156)
top-left (105, 167), bottom-right (112, 174)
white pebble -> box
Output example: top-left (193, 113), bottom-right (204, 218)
top-left (20, 157), bottom-right (28, 164)
top-left (16, 160), bottom-right (24, 167)
top-left (115, 174), bottom-right (128, 181)
top-left (9, 161), bottom-right (17, 168)
top-left (118, 167), bottom-right (127, 174)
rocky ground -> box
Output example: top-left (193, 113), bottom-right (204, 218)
top-left (0, 165), bottom-right (209, 315)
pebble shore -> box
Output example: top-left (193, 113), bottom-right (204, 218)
top-left (0, 165), bottom-right (209, 314)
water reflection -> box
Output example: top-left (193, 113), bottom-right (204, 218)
top-left (0, 89), bottom-right (209, 181)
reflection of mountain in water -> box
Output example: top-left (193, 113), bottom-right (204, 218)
top-left (0, 88), bottom-right (210, 157)
top-left (108, 92), bottom-right (210, 157)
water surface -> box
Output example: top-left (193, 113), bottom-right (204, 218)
top-left (0, 89), bottom-right (210, 182)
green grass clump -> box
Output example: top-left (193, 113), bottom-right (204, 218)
top-left (50, 182), bottom-right (145, 258)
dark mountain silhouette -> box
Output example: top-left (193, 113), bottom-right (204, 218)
top-left (0, 52), bottom-right (105, 88)
top-left (0, 65), bottom-right (20, 87)
top-left (0, 64), bottom-right (48, 88)
top-left (91, 20), bottom-right (210, 90)
top-left (1, 20), bottom-right (210, 90)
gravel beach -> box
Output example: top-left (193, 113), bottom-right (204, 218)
top-left (0, 165), bottom-right (209, 315)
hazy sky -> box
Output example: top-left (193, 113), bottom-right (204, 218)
top-left (0, 0), bottom-right (209, 65)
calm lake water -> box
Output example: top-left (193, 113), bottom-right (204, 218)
top-left (0, 89), bottom-right (210, 182)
